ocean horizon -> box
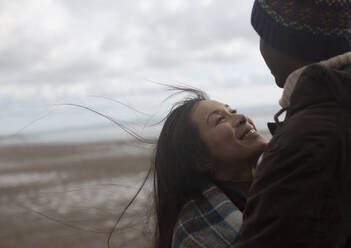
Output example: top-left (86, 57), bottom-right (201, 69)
top-left (0, 116), bottom-right (273, 145)
top-left (0, 104), bottom-right (278, 145)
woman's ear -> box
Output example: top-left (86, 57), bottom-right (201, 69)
top-left (196, 161), bottom-right (216, 175)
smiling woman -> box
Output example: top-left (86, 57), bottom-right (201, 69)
top-left (150, 87), bottom-right (267, 248)
top-left (192, 100), bottom-right (267, 183)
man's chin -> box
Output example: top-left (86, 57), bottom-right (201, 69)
top-left (274, 76), bottom-right (285, 88)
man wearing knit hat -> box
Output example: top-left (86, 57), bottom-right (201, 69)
top-left (233, 1), bottom-right (351, 247)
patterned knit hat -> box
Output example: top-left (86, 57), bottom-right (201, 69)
top-left (251, 0), bottom-right (351, 61)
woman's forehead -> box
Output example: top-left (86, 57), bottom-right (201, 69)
top-left (197, 100), bottom-right (226, 112)
top-left (192, 100), bottom-right (226, 121)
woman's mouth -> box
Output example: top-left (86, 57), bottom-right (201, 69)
top-left (241, 129), bottom-right (257, 140)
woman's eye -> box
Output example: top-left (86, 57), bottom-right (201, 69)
top-left (216, 116), bottom-right (225, 125)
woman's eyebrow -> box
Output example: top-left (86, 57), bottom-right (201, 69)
top-left (225, 104), bottom-right (237, 113)
top-left (206, 110), bottom-right (221, 125)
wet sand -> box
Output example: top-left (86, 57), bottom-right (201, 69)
top-left (0, 140), bottom-right (155, 248)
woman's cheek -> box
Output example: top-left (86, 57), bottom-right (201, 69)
top-left (218, 124), bottom-right (235, 141)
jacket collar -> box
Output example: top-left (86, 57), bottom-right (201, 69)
top-left (279, 51), bottom-right (351, 109)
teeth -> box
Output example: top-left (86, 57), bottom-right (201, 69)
top-left (243, 129), bottom-right (255, 139)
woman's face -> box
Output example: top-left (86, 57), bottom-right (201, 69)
top-left (191, 100), bottom-right (268, 170)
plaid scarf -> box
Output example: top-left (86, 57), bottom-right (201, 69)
top-left (171, 184), bottom-right (242, 248)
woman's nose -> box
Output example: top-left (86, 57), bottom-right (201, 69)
top-left (233, 114), bottom-right (247, 127)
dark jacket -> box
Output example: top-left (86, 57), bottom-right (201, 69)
top-left (232, 63), bottom-right (351, 247)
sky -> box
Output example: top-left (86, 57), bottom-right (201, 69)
top-left (0, 0), bottom-right (283, 141)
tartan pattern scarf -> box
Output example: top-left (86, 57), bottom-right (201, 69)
top-left (171, 184), bottom-right (243, 248)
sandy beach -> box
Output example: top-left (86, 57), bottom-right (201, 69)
top-left (0, 140), bottom-right (155, 248)
top-left (0, 127), bottom-right (271, 248)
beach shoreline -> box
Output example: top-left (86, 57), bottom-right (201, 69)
top-left (0, 139), bottom-right (154, 248)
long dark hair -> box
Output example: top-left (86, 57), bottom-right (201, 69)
top-left (153, 87), bottom-right (213, 248)
top-left (98, 86), bottom-right (214, 248)
top-left (12, 86), bottom-right (216, 248)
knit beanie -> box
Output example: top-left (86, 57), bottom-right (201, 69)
top-left (251, 0), bottom-right (351, 61)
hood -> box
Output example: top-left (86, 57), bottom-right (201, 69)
top-left (280, 51), bottom-right (351, 108)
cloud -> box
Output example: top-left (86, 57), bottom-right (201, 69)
top-left (0, 0), bottom-right (278, 136)
top-left (0, 0), bottom-right (258, 85)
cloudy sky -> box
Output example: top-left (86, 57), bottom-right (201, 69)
top-left (0, 0), bottom-right (282, 140)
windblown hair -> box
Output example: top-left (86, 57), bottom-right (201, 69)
top-left (100, 86), bottom-right (214, 248)
top-left (15, 85), bottom-right (216, 248)
top-left (153, 87), bottom-right (213, 248)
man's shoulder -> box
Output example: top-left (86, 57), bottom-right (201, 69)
top-left (274, 104), bottom-right (347, 149)
top-left (260, 105), bottom-right (349, 175)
